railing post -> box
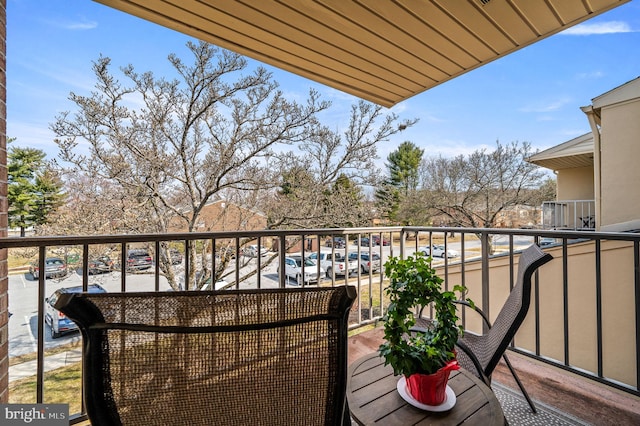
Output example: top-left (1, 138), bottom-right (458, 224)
top-left (635, 241), bottom-right (640, 391)
top-left (36, 247), bottom-right (46, 402)
top-left (278, 236), bottom-right (286, 288)
top-left (480, 231), bottom-right (490, 334)
top-left (0, 0), bottom-right (7, 403)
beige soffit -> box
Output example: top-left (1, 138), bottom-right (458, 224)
top-left (94, 0), bottom-right (630, 107)
top-left (527, 132), bottom-right (594, 171)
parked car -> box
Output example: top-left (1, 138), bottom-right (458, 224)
top-left (419, 244), bottom-right (459, 258)
top-left (539, 237), bottom-right (558, 247)
top-left (354, 237), bottom-right (371, 246)
top-left (348, 251), bottom-right (381, 274)
top-left (169, 249), bottom-right (183, 265)
top-left (29, 257), bottom-right (68, 279)
top-left (307, 251), bottom-right (358, 277)
top-left (243, 244), bottom-right (269, 257)
top-left (126, 249), bottom-right (153, 270)
top-left (45, 284), bottom-right (107, 338)
top-left (278, 255), bottom-right (325, 284)
top-left (372, 235), bottom-right (391, 246)
top-left (88, 255), bottom-right (114, 274)
top-left (216, 246), bottom-right (237, 261)
top-left (325, 237), bottom-right (346, 248)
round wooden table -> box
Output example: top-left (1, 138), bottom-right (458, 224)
top-left (347, 353), bottom-right (505, 425)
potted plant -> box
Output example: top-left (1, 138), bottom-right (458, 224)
top-left (378, 252), bottom-right (471, 406)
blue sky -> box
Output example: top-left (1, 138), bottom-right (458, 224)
top-left (7, 0), bottom-right (640, 168)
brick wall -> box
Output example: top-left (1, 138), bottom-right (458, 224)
top-left (0, 0), bottom-right (7, 403)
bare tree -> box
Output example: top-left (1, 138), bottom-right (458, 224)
top-left (51, 41), bottom-right (330, 289)
top-left (419, 141), bottom-right (547, 246)
top-left (266, 101), bottom-right (417, 228)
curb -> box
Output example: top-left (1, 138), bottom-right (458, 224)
top-left (9, 267), bottom-right (30, 275)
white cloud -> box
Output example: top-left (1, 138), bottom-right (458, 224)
top-left (7, 121), bottom-right (59, 157)
top-left (42, 17), bottom-right (98, 31)
top-left (561, 21), bottom-right (633, 36)
top-left (412, 140), bottom-right (492, 159)
top-left (519, 97), bottom-right (572, 113)
top-left (575, 71), bottom-right (605, 79)
top-left (65, 21), bottom-right (98, 30)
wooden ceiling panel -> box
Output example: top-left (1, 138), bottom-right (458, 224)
top-left (205, 1), bottom-right (427, 92)
top-left (281, 1), bottom-right (445, 85)
top-left (359, 1), bottom-right (483, 70)
top-left (479, 0), bottom-right (539, 45)
top-left (434, 1), bottom-right (516, 55)
top-left (312, 1), bottom-right (461, 81)
top-left (399, 1), bottom-right (498, 62)
top-left (511, 1), bottom-right (561, 35)
top-left (548, 0), bottom-right (600, 23)
top-left (94, 0), bottom-right (630, 107)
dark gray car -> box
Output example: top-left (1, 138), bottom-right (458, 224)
top-left (29, 257), bottom-right (68, 279)
top-left (126, 249), bottom-right (153, 271)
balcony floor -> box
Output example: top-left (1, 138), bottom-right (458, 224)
top-left (348, 326), bottom-right (640, 426)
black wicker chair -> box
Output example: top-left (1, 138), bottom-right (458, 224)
top-left (56, 286), bottom-right (356, 426)
top-left (414, 244), bottom-right (552, 413)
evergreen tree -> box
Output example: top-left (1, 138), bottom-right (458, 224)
top-left (387, 141), bottom-right (424, 196)
top-left (374, 181), bottom-right (401, 223)
top-left (8, 144), bottom-right (65, 236)
top-left (375, 141), bottom-right (423, 223)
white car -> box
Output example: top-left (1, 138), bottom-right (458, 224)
top-left (279, 255), bottom-right (325, 284)
top-left (307, 251), bottom-right (358, 277)
top-left (419, 244), bottom-right (459, 258)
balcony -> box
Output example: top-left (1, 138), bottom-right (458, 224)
top-left (541, 200), bottom-right (596, 231)
top-left (2, 226), bottom-right (639, 424)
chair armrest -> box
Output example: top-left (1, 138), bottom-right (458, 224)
top-left (453, 300), bottom-right (492, 329)
top-left (416, 300), bottom-right (493, 330)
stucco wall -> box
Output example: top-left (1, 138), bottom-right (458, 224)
top-left (599, 97), bottom-right (640, 230)
top-left (434, 240), bottom-right (637, 389)
top-left (556, 166), bottom-right (594, 201)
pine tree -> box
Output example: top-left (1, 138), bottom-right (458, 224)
top-left (8, 144), bottom-right (65, 236)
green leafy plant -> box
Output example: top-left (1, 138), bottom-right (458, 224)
top-left (379, 252), bottom-right (471, 377)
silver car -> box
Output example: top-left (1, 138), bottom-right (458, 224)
top-left (307, 251), bottom-right (358, 277)
top-left (348, 252), bottom-right (381, 274)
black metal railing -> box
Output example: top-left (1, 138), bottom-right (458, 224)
top-left (2, 226), bottom-right (639, 423)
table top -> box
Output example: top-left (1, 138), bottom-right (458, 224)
top-left (347, 353), bottom-right (504, 425)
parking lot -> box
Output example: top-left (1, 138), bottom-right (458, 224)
top-left (8, 234), bottom-right (528, 358)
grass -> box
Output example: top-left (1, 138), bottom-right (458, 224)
top-left (8, 249), bottom-right (35, 269)
top-left (9, 363), bottom-right (83, 414)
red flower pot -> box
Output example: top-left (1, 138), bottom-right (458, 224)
top-left (405, 359), bottom-right (459, 405)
